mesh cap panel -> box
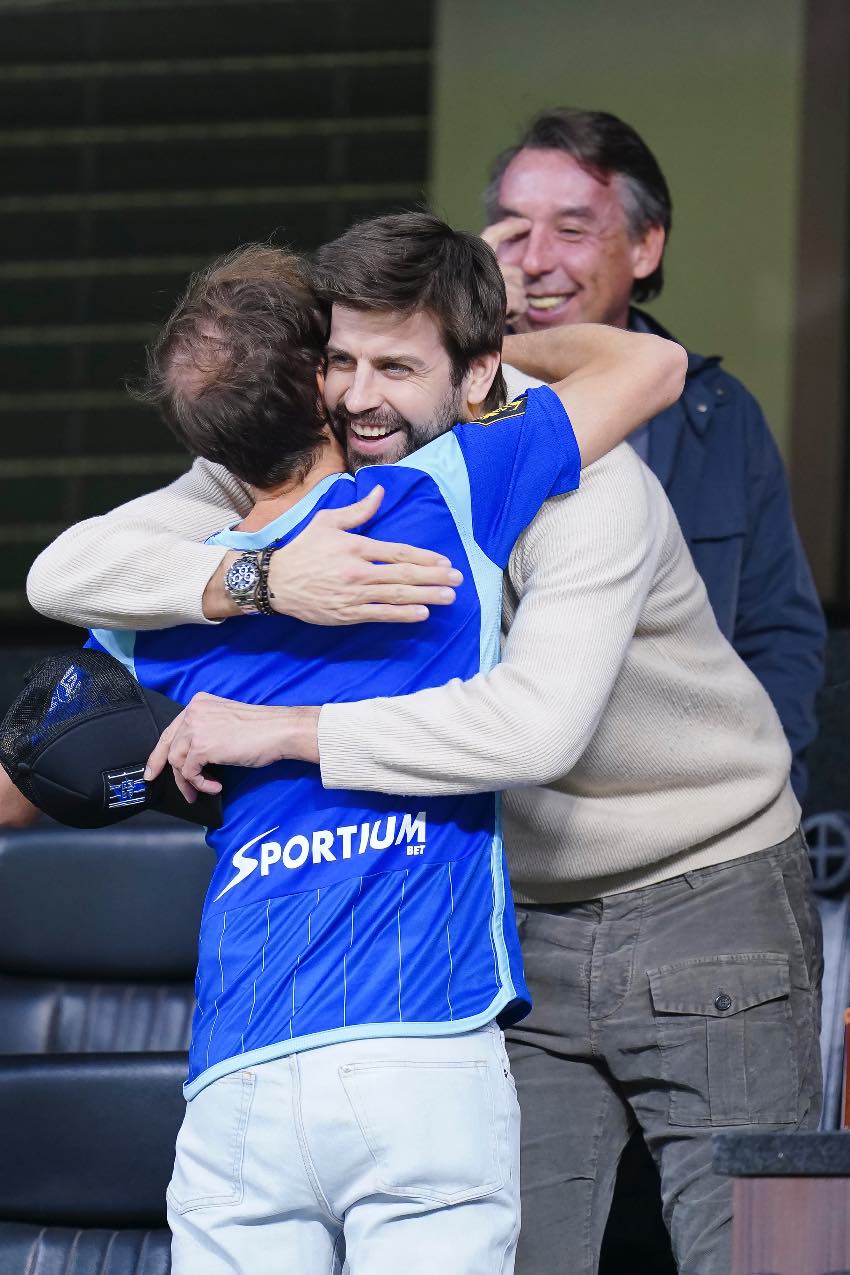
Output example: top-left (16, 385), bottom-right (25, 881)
top-left (0, 648), bottom-right (144, 803)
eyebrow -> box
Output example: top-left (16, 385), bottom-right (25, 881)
top-left (498, 204), bottom-right (597, 223)
top-left (326, 344), bottom-right (429, 372)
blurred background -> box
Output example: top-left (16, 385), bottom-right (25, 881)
top-left (1, 3), bottom-right (848, 1270)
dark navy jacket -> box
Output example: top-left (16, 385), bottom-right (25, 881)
top-left (634, 309), bottom-right (826, 800)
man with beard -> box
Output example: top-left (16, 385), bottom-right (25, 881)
top-left (13, 224), bottom-right (684, 1274)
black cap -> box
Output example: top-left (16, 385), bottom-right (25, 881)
top-left (0, 648), bottom-right (222, 830)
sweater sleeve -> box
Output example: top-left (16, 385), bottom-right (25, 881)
top-left (26, 459), bottom-right (251, 630)
top-left (318, 446), bottom-right (662, 795)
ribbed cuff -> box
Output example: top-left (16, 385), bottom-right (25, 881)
top-left (318, 700), bottom-right (390, 791)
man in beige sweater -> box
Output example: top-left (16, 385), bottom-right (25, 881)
top-left (27, 223), bottom-right (820, 1275)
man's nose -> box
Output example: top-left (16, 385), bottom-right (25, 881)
top-left (520, 225), bottom-right (559, 278)
top-left (343, 364), bottom-right (381, 415)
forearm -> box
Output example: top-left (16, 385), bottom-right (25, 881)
top-left (318, 597), bottom-right (633, 796)
top-left (503, 325), bottom-right (606, 383)
top-left (318, 665), bottom-right (580, 795)
top-left (144, 696), bottom-right (320, 796)
top-left (29, 519), bottom-right (230, 629)
top-left (27, 459), bottom-right (249, 630)
top-left (503, 323), bottom-right (679, 388)
top-left (504, 325), bottom-right (686, 467)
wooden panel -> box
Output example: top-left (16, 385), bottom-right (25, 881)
top-left (731, 1176), bottom-right (850, 1275)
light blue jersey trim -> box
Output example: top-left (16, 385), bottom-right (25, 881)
top-left (396, 432), bottom-right (503, 672)
top-left (208, 472), bottom-right (353, 550)
top-left (184, 987), bottom-right (515, 1099)
top-left (89, 628), bottom-right (138, 678)
top-left (489, 797), bottom-right (517, 1005)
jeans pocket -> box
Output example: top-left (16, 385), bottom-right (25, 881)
top-left (649, 953), bottom-right (798, 1127)
top-left (771, 846), bottom-right (824, 996)
top-left (167, 1070), bottom-right (255, 1215)
top-left (340, 1057), bottom-right (507, 1204)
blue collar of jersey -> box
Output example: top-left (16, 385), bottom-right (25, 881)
top-left (207, 472), bottom-right (353, 550)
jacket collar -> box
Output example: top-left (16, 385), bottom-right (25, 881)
top-left (630, 307), bottom-right (722, 385)
top-left (628, 308), bottom-right (724, 490)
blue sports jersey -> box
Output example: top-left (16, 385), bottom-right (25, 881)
top-left (89, 386), bottom-right (580, 1097)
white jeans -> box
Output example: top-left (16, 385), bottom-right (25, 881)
top-left (167, 1023), bottom-right (521, 1275)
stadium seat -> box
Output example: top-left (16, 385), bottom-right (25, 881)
top-left (0, 820), bottom-right (213, 1053)
top-left (0, 819), bottom-right (211, 1271)
top-left (0, 1052), bottom-right (185, 1274)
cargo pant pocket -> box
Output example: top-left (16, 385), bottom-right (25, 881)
top-left (167, 1070), bottom-right (255, 1214)
top-left (340, 1058), bottom-right (506, 1204)
top-left (649, 953), bottom-right (798, 1127)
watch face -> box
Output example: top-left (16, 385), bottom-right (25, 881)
top-left (225, 556), bottom-right (260, 600)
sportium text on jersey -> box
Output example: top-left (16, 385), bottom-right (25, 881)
top-left (215, 811), bottom-right (428, 900)
top-left (89, 387), bottom-right (580, 1097)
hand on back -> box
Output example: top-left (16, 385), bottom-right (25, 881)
top-left (267, 485), bottom-right (463, 626)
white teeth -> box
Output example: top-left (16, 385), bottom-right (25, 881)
top-left (527, 295), bottom-right (569, 310)
top-left (351, 424), bottom-right (395, 438)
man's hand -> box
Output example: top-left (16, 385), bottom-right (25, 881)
top-left (481, 217), bottom-right (531, 327)
top-left (266, 486), bottom-right (463, 623)
top-left (144, 693), bottom-right (320, 801)
top-left (204, 486), bottom-right (463, 623)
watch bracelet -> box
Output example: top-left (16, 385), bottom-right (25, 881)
top-left (254, 545), bottom-right (277, 616)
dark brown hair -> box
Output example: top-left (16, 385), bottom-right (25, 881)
top-left (485, 108), bottom-right (672, 304)
top-left (312, 211), bottom-right (507, 412)
top-left (134, 245), bottom-right (330, 488)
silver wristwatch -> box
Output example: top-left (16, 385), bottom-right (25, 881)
top-left (223, 551), bottom-right (262, 613)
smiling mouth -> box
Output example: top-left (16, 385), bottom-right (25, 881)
top-left (349, 422), bottom-right (401, 440)
top-left (526, 294), bottom-right (574, 312)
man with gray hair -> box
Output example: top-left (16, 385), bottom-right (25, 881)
top-left (474, 107), bottom-right (825, 1271)
top-left (482, 107), bottom-right (825, 802)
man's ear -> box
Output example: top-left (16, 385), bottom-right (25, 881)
top-left (631, 223), bottom-right (666, 282)
top-left (315, 367), bottom-right (334, 427)
top-left (463, 350), bottom-right (502, 418)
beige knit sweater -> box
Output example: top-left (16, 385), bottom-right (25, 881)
top-left (318, 445), bottom-right (798, 900)
top-left (27, 391), bottom-right (798, 902)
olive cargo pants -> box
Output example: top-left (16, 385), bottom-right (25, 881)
top-left (507, 829), bottom-right (823, 1275)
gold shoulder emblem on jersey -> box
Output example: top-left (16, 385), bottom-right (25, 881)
top-left (473, 394), bottom-right (528, 426)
